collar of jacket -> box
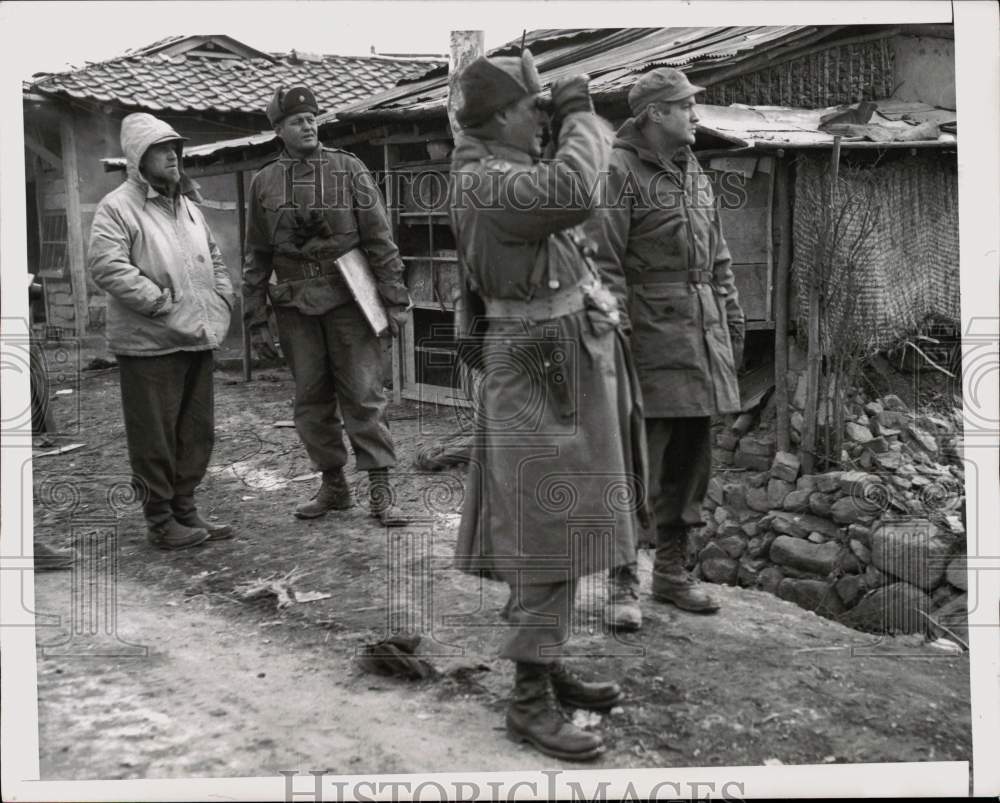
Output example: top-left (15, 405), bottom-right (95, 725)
top-left (131, 172), bottom-right (203, 207)
top-left (613, 117), bottom-right (692, 176)
top-left (280, 145), bottom-right (325, 165)
top-left (452, 129), bottom-right (535, 169)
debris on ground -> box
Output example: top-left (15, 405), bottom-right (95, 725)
top-left (233, 568), bottom-right (321, 610)
top-left (357, 633), bottom-right (439, 680)
top-left (84, 357), bottom-right (117, 370)
top-left (414, 431), bottom-right (474, 471)
top-left (32, 443), bottom-right (85, 458)
top-left (273, 420), bottom-right (295, 428)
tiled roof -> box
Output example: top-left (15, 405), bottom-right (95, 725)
top-left (27, 37), bottom-right (443, 116)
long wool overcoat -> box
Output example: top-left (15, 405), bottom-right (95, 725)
top-left (451, 110), bottom-right (647, 587)
top-left (586, 119), bottom-right (745, 418)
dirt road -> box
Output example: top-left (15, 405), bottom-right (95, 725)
top-left (31, 364), bottom-right (972, 779)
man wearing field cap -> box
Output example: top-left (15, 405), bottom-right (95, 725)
top-left (243, 85), bottom-right (411, 525)
top-left (587, 67), bottom-right (745, 628)
top-left (89, 113), bottom-right (236, 550)
top-left (451, 51), bottom-right (649, 761)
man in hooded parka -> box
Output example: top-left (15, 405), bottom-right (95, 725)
top-left (89, 113), bottom-right (235, 550)
top-left (450, 51), bottom-right (649, 762)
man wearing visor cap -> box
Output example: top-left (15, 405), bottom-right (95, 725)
top-left (587, 67), bottom-right (746, 629)
top-left (451, 50), bottom-right (649, 762)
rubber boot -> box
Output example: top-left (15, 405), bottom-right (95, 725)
top-left (505, 662), bottom-right (605, 761)
top-left (549, 662), bottom-right (624, 711)
top-left (368, 468), bottom-right (407, 527)
top-left (603, 564), bottom-right (642, 632)
top-left (651, 531), bottom-right (720, 613)
top-left (172, 495), bottom-right (234, 540)
top-left (295, 469), bottom-right (353, 519)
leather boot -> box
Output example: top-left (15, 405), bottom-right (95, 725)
top-left (652, 533), bottom-right (720, 613)
top-left (146, 519), bottom-right (209, 550)
top-left (603, 564), bottom-right (642, 632)
top-left (506, 662), bottom-right (605, 761)
top-left (549, 662), bottom-right (623, 711)
top-left (368, 468), bottom-right (407, 527)
top-left (294, 469), bottom-right (353, 519)
top-left (172, 496), bottom-right (234, 540)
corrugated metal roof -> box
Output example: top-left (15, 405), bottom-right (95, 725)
top-left (336, 26), bottom-right (834, 121)
top-left (27, 34), bottom-right (443, 116)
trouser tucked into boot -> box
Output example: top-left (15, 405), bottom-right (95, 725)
top-left (506, 662), bottom-right (605, 761)
top-left (652, 527), bottom-right (719, 613)
top-left (294, 468), bottom-right (354, 519)
top-left (645, 416), bottom-right (720, 613)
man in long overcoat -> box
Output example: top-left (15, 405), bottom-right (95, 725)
top-left (587, 67), bottom-right (745, 628)
top-left (451, 51), bottom-right (648, 761)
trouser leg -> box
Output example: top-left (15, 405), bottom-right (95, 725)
top-left (118, 352), bottom-right (188, 525)
top-left (171, 350), bottom-right (216, 517)
top-left (273, 305), bottom-right (348, 471)
top-left (500, 576), bottom-right (578, 665)
top-left (651, 416), bottom-right (712, 559)
top-left (323, 303), bottom-right (396, 472)
top-left (647, 416), bottom-right (719, 612)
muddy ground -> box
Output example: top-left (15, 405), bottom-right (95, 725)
top-left (30, 361), bottom-right (972, 780)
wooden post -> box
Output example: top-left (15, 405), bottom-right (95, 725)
top-left (773, 154), bottom-right (792, 453)
top-left (447, 31), bottom-right (485, 138)
top-left (236, 170), bottom-right (252, 382)
top-left (59, 109), bottom-right (89, 337)
top-left (800, 136), bottom-right (841, 474)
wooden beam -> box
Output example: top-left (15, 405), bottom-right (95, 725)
top-left (236, 171), bottom-right (251, 383)
top-left (773, 156), bottom-right (792, 453)
top-left (59, 109), bottom-right (89, 336)
top-left (447, 31), bottom-right (485, 138)
top-left (24, 134), bottom-right (62, 170)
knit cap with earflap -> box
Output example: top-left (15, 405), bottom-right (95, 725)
top-left (457, 50), bottom-right (543, 128)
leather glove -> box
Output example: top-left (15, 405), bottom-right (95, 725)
top-left (250, 322), bottom-right (280, 362)
top-left (386, 306), bottom-right (409, 339)
top-left (551, 73), bottom-right (594, 120)
top-left (731, 333), bottom-right (745, 372)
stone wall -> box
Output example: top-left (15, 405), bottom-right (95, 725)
top-left (700, 373), bottom-right (967, 643)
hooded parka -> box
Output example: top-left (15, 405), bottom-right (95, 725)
top-left (88, 113), bottom-right (233, 356)
top-left (586, 119), bottom-right (745, 417)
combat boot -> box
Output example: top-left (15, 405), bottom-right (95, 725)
top-left (603, 565), bottom-right (642, 632)
top-left (368, 468), bottom-right (407, 527)
top-left (294, 469), bottom-right (354, 519)
top-left (651, 535), bottom-right (720, 613)
top-left (172, 496), bottom-right (235, 540)
top-left (146, 519), bottom-right (209, 550)
top-left (549, 662), bottom-right (623, 711)
top-left (506, 662), bottom-right (605, 761)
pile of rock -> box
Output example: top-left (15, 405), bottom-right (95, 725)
top-left (700, 391), bottom-right (968, 641)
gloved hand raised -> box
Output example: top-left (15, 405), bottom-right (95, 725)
top-left (550, 73), bottom-right (594, 120)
